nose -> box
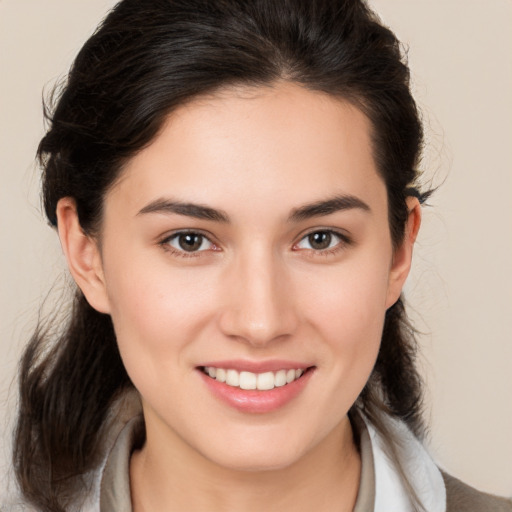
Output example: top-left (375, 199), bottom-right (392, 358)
top-left (218, 249), bottom-right (298, 347)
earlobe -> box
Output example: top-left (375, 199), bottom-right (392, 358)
top-left (385, 197), bottom-right (422, 308)
top-left (56, 198), bottom-right (111, 314)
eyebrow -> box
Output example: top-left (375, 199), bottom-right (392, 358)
top-left (137, 199), bottom-right (230, 222)
top-left (137, 193), bottom-right (370, 223)
top-left (288, 194), bottom-right (371, 222)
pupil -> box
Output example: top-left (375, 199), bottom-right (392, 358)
top-left (309, 231), bottom-right (331, 250)
top-left (179, 234), bottom-right (202, 251)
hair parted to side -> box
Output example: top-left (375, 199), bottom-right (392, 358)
top-left (15, 0), bottom-right (429, 510)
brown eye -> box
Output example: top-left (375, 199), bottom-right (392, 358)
top-left (307, 231), bottom-right (332, 250)
top-left (294, 229), bottom-right (348, 253)
top-left (178, 233), bottom-right (204, 251)
top-left (164, 232), bottom-right (213, 253)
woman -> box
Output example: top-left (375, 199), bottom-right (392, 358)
top-left (7, 0), bottom-right (512, 511)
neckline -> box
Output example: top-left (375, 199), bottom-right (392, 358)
top-left (98, 412), bottom-right (377, 511)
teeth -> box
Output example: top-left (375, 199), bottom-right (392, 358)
top-left (275, 370), bottom-right (287, 387)
top-left (257, 372), bottom-right (275, 390)
top-left (203, 366), bottom-right (307, 390)
top-left (226, 369), bottom-right (239, 387)
top-left (239, 371), bottom-right (257, 390)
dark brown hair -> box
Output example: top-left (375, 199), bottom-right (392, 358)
top-left (14, 0), bottom-right (428, 510)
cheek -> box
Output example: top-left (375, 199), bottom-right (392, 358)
top-left (298, 252), bottom-right (391, 383)
top-left (102, 252), bottom-right (217, 384)
top-left (302, 253), bottom-right (390, 338)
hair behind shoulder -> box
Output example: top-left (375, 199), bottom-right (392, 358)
top-left (14, 293), bottom-right (130, 511)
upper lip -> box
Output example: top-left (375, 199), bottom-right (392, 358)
top-left (199, 359), bottom-right (313, 373)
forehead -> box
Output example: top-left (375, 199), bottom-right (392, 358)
top-left (108, 82), bottom-right (386, 220)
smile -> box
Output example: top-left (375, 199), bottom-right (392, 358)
top-left (202, 366), bottom-right (305, 390)
top-left (199, 364), bottom-right (314, 413)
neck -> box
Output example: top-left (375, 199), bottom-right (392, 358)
top-left (130, 415), bottom-right (361, 512)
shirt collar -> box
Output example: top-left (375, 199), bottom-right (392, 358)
top-left (362, 413), bottom-right (447, 512)
top-left (96, 409), bottom-right (445, 512)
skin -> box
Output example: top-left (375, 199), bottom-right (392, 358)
top-left (57, 82), bottom-right (420, 512)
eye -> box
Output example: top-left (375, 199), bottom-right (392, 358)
top-left (163, 232), bottom-right (215, 254)
top-left (294, 230), bottom-right (348, 252)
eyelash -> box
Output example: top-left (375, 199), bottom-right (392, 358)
top-left (159, 229), bottom-right (352, 259)
top-left (159, 230), bottom-right (218, 259)
top-left (292, 229), bottom-right (352, 257)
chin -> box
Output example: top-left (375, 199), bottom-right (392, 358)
top-left (207, 446), bottom-right (305, 473)
top-left (194, 426), bottom-right (319, 473)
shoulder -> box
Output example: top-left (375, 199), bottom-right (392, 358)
top-left (442, 471), bottom-right (512, 512)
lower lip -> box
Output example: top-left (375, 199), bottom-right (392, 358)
top-left (199, 368), bottom-right (314, 414)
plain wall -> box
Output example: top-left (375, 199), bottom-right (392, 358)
top-left (1, 0), bottom-right (511, 498)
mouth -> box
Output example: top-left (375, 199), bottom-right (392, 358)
top-left (200, 366), bottom-right (310, 391)
top-left (198, 364), bottom-right (315, 413)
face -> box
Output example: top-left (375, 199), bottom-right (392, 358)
top-left (67, 82), bottom-right (414, 471)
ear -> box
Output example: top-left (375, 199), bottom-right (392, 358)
top-left (56, 198), bottom-right (111, 314)
top-left (385, 196), bottom-right (422, 308)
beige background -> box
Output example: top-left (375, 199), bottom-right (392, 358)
top-left (1, 0), bottom-right (511, 498)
